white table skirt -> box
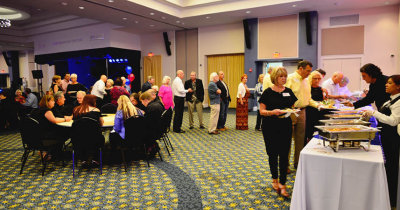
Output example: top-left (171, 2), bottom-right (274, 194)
top-left (290, 138), bottom-right (390, 210)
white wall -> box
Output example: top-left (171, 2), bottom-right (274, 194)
top-left (140, 31), bottom-right (176, 84)
top-left (198, 22), bottom-right (244, 82)
top-left (109, 30), bottom-right (141, 51)
top-left (318, 6), bottom-right (400, 81)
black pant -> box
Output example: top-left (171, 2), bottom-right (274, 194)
top-left (255, 110), bottom-right (262, 129)
top-left (262, 117), bottom-right (292, 185)
top-left (381, 124), bottom-right (400, 207)
top-left (95, 97), bottom-right (104, 109)
top-left (173, 96), bottom-right (185, 132)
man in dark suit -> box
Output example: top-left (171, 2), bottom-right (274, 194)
top-left (141, 76), bottom-right (155, 93)
top-left (216, 71), bottom-right (231, 131)
top-left (184, 71), bottom-right (205, 129)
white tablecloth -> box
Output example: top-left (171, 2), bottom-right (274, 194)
top-left (290, 138), bottom-right (390, 210)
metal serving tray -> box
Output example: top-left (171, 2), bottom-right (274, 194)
top-left (330, 110), bottom-right (361, 114)
top-left (319, 119), bottom-right (371, 126)
top-left (315, 125), bottom-right (379, 152)
top-left (325, 114), bottom-right (362, 119)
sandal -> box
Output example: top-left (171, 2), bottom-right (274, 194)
top-left (272, 179), bottom-right (279, 193)
top-left (279, 184), bottom-right (290, 198)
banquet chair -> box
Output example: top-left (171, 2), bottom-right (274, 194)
top-left (70, 116), bottom-right (104, 177)
top-left (122, 115), bottom-right (163, 170)
top-left (159, 108), bottom-right (174, 156)
top-left (101, 103), bottom-right (117, 114)
top-left (19, 115), bottom-right (64, 176)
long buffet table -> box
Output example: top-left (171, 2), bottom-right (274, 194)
top-left (290, 138), bottom-right (390, 210)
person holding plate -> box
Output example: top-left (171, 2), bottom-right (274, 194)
top-left (259, 67), bottom-right (298, 198)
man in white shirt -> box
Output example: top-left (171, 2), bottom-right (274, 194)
top-left (321, 72), bottom-right (348, 99)
top-left (61, 73), bottom-right (71, 94)
top-left (91, 75), bottom-right (107, 108)
top-left (172, 70), bottom-right (192, 133)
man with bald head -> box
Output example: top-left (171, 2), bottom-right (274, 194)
top-left (321, 72), bottom-right (348, 99)
top-left (172, 70), bottom-right (193, 133)
top-left (91, 74), bottom-right (108, 108)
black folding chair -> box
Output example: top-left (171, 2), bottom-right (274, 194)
top-left (101, 103), bottom-right (117, 114)
top-left (122, 115), bottom-right (163, 170)
top-left (70, 116), bottom-right (104, 177)
top-left (20, 116), bottom-right (64, 176)
top-left (159, 108), bottom-right (174, 155)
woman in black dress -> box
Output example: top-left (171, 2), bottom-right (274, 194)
top-left (363, 75), bottom-right (400, 208)
top-left (305, 71), bottom-right (327, 143)
top-left (259, 67), bottom-right (297, 197)
top-left (66, 73), bottom-right (87, 104)
top-left (49, 75), bottom-right (62, 95)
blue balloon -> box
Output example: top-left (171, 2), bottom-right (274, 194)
top-left (125, 66), bottom-right (132, 74)
top-left (125, 80), bottom-right (130, 85)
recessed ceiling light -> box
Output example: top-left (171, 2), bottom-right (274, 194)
top-left (79, 6), bottom-right (85, 10)
top-left (176, 20), bottom-right (180, 23)
top-left (206, 16), bottom-right (210, 19)
top-left (246, 11), bottom-right (251, 14)
top-left (149, 24), bottom-right (154, 27)
top-left (122, 17), bottom-right (127, 20)
top-left (292, 4), bottom-right (297, 7)
top-left (108, 0), bottom-right (114, 2)
top-left (150, 12), bottom-right (154, 15)
top-left (134, 20), bottom-right (139, 23)
top-left (161, 16), bottom-right (166, 19)
top-left (61, 2), bottom-right (68, 6)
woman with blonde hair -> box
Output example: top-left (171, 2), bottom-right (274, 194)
top-left (111, 95), bottom-right (143, 145)
top-left (15, 89), bottom-right (26, 104)
top-left (158, 76), bottom-right (174, 110)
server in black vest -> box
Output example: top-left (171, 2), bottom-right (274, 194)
top-left (184, 72), bottom-right (205, 129)
top-left (344, 63), bottom-right (390, 110)
top-left (216, 71), bottom-right (231, 131)
top-left (172, 70), bottom-right (192, 133)
top-left (363, 75), bottom-right (400, 208)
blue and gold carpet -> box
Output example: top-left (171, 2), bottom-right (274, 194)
top-left (0, 109), bottom-right (295, 209)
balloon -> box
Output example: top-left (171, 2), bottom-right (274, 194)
top-left (125, 66), bottom-right (132, 74)
top-left (125, 80), bottom-right (130, 85)
top-left (128, 73), bottom-right (135, 82)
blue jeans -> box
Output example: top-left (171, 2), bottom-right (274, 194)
top-left (217, 100), bottom-right (229, 129)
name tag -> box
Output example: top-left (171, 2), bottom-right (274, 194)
top-left (282, 92), bottom-right (290, 97)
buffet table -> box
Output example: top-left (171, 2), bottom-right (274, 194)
top-left (290, 138), bottom-right (390, 210)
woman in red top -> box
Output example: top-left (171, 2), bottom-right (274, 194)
top-left (110, 77), bottom-right (130, 105)
top-left (15, 89), bottom-right (26, 104)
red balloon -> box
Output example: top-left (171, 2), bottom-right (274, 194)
top-left (128, 73), bottom-right (135, 82)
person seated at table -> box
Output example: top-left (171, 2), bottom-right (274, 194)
top-left (72, 94), bottom-right (104, 165)
top-left (22, 88), bottom-right (38, 109)
top-left (66, 73), bottom-right (87, 104)
top-left (30, 95), bottom-right (72, 159)
top-left (0, 89), bottom-right (19, 131)
top-left (52, 91), bottom-right (73, 117)
top-left (148, 89), bottom-right (163, 107)
top-left (363, 75), bottom-right (400, 208)
top-left (15, 89), bottom-right (26, 104)
top-left (130, 92), bottom-right (146, 112)
top-left (140, 91), bottom-right (164, 157)
top-left (110, 95), bottom-right (143, 147)
top-left (259, 67), bottom-right (298, 198)
top-left (110, 77), bottom-right (130, 106)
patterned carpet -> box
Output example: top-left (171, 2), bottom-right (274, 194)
top-left (0, 108), bottom-right (295, 209)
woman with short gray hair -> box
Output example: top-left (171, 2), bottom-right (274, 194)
top-left (66, 73), bottom-right (87, 104)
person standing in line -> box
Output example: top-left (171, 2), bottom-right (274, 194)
top-left (285, 60), bottom-right (321, 169)
top-left (216, 71), bottom-right (231, 131)
top-left (208, 72), bottom-right (221, 135)
top-left (259, 67), bottom-right (298, 198)
top-left (184, 72), bottom-right (205, 129)
top-left (141, 76), bottom-right (155, 93)
top-left (255, 74), bottom-right (264, 131)
top-left (91, 75), bottom-right (107, 109)
top-left (263, 67), bottom-right (274, 91)
top-left (321, 72), bottom-right (348, 100)
top-left (171, 70), bottom-right (192, 133)
top-left (61, 73), bottom-right (71, 94)
top-left (236, 74), bottom-right (250, 130)
top-left (159, 76), bottom-right (174, 110)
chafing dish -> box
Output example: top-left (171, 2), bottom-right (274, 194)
top-left (319, 119), bottom-right (371, 126)
top-left (315, 125), bottom-right (379, 152)
top-left (330, 110), bottom-right (361, 114)
top-left (325, 114), bottom-right (362, 119)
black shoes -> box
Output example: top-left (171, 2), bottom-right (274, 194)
top-left (189, 126), bottom-right (194, 129)
top-left (174, 130), bottom-right (186, 133)
top-left (200, 125), bottom-right (205, 129)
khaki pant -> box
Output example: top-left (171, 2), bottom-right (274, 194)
top-left (290, 108), bottom-right (306, 167)
top-left (188, 100), bottom-right (204, 127)
top-left (208, 104), bottom-right (220, 133)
